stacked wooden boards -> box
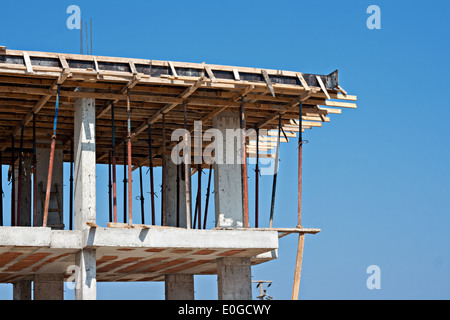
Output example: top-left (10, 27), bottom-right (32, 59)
top-left (0, 48), bottom-right (357, 168)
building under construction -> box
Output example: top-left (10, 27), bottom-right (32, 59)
top-left (0, 46), bottom-right (356, 300)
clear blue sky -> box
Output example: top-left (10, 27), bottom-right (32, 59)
top-left (0, 0), bottom-right (449, 300)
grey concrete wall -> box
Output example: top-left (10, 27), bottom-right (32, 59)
top-left (15, 157), bottom-right (32, 227)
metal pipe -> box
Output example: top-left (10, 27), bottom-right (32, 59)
top-left (147, 123), bottom-right (155, 225)
top-left (269, 114), bottom-right (282, 228)
top-left (43, 85), bottom-right (61, 227)
top-left (240, 96), bottom-right (249, 228)
top-left (11, 136), bottom-right (15, 226)
top-left (176, 143), bottom-right (180, 228)
top-left (161, 113), bottom-right (167, 226)
top-left (126, 89), bottom-right (133, 226)
top-left (183, 103), bottom-right (192, 229)
top-left (17, 126), bottom-right (24, 226)
top-left (292, 101), bottom-right (304, 300)
top-left (197, 164), bottom-right (201, 229)
top-left (108, 151), bottom-right (112, 223)
top-left (0, 150), bottom-right (3, 226)
top-left (255, 128), bottom-right (259, 228)
top-left (69, 139), bottom-right (73, 230)
top-left (203, 164), bottom-right (212, 229)
top-left (111, 102), bottom-right (118, 223)
top-left (33, 114), bottom-right (37, 227)
top-left (123, 141), bottom-right (127, 224)
top-left (139, 166), bottom-right (145, 224)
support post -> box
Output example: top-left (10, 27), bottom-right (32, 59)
top-left (165, 274), bottom-right (194, 300)
top-left (147, 123), bottom-right (155, 225)
top-left (269, 114), bottom-right (282, 228)
top-left (73, 96), bottom-right (96, 231)
top-left (213, 111), bottom-right (245, 228)
top-left (126, 89), bottom-right (133, 226)
top-left (217, 257), bottom-right (252, 300)
top-left (34, 274), bottom-right (64, 300)
top-left (75, 248), bottom-right (96, 300)
top-left (13, 281), bottom-right (31, 300)
top-left (240, 97), bottom-right (249, 228)
top-left (111, 102), bottom-right (118, 223)
top-left (292, 101), bottom-right (305, 300)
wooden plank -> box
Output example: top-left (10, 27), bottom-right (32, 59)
top-left (261, 69), bottom-right (275, 97)
top-left (23, 52), bottom-right (33, 74)
top-left (232, 68), bottom-right (240, 81)
top-left (168, 61), bottom-right (178, 77)
top-left (204, 66), bottom-right (217, 83)
top-left (316, 75), bottom-right (331, 100)
top-left (296, 73), bottom-right (310, 91)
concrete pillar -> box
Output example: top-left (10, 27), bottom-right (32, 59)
top-left (217, 257), bottom-right (252, 300)
top-left (34, 274), bottom-right (64, 300)
top-left (15, 157), bottom-right (32, 226)
top-left (73, 97), bottom-right (97, 300)
top-left (74, 97), bottom-right (96, 231)
top-left (165, 274), bottom-right (194, 300)
top-left (212, 111), bottom-right (244, 228)
top-left (75, 248), bottom-right (96, 300)
top-left (13, 280), bottom-right (32, 300)
top-left (36, 148), bottom-right (64, 229)
top-left (165, 154), bottom-right (191, 228)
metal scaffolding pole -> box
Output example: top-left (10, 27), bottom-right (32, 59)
top-left (33, 113), bottom-right (37, 227)
top-left (240, 96), bottom-right (249, 228)
top-left (11, 135), bottom-right (15, 226)
top-left (43, 85), bottom-right (61, 228)
top-left (202, 164), bottom-right (212, 229)
top-left (147, 123), bottom-right (155, 225)
top-left (292, 101), bottom-right (305, 300)
top-left (126, 89), bottom-right (133, 226)
top-left (269, 114), bottom-right (282, 228)
top-left (139, 166), bottom-right (145, 224)
top-left (111, 102), bottom-right (118, 223)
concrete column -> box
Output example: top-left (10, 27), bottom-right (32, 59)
top-left (212, 111), bottom-right (244, 228)
top-left (36, 148), bottom-right (64, 229)
top-left (75, 248), bottom-right (96, 300)
top-left (217, 257), bottom-right (252, 300)
top-left (74, 97), bottom-right (96, 231)
top-left (165, 274), bottom-right (194, 300)
top-left (165, 154), bottom-right (191, 228)
top-left (15, 157), bottom-right (32, 226)
top-left (13, 280), bottom-right (32, 300)
top-left (34, 274), bottom-right (64, 300)
top-left (73, 97), bottom-right (97, 300)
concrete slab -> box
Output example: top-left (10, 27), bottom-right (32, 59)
top-left (0, 226), bottom-right (278, 284)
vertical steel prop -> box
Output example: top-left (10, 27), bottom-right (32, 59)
top-left (33, 114), bottom-right (37, 227)
top-left (108, 151), bottom-right (112, 223)
top-left (176, 143), bottom-right (180, 228)
top-left (292, 101), bottom-right (305, 300)
top-left (161, 113), bottom-right (167, 226)
top-left (139, 166), bottom-right (145, 224)
top-left (240, 96), bottom-right (249, 228)
top-left (0, 150), bottom-right (3, 226)
top-left (269, 114), bottom-right (282, 228)
top-left (147, 123), bottom-right (155, 225)
top-left (183, 102), bottom-right (192, 229)
top-left (123, 142), bottom-right (127, 224)
top-left (69, 139), bottom-right (73, 230)
top-left (11, 135), bottom-right (15, 226)
top-left (202, 164), bottom-right (212, 229)
top-left (126, 89), bottom-right (133, 226)
top-left (17, 126), bottom-right (24, 226)
top-left (111, 102), bottom-right (118, 223)
top-left (43, 85), bottom-right (61, 227)
top-left (197, 165), bottom-right (202, 229)
top-left (255, 128), bottom-right (260, 228)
